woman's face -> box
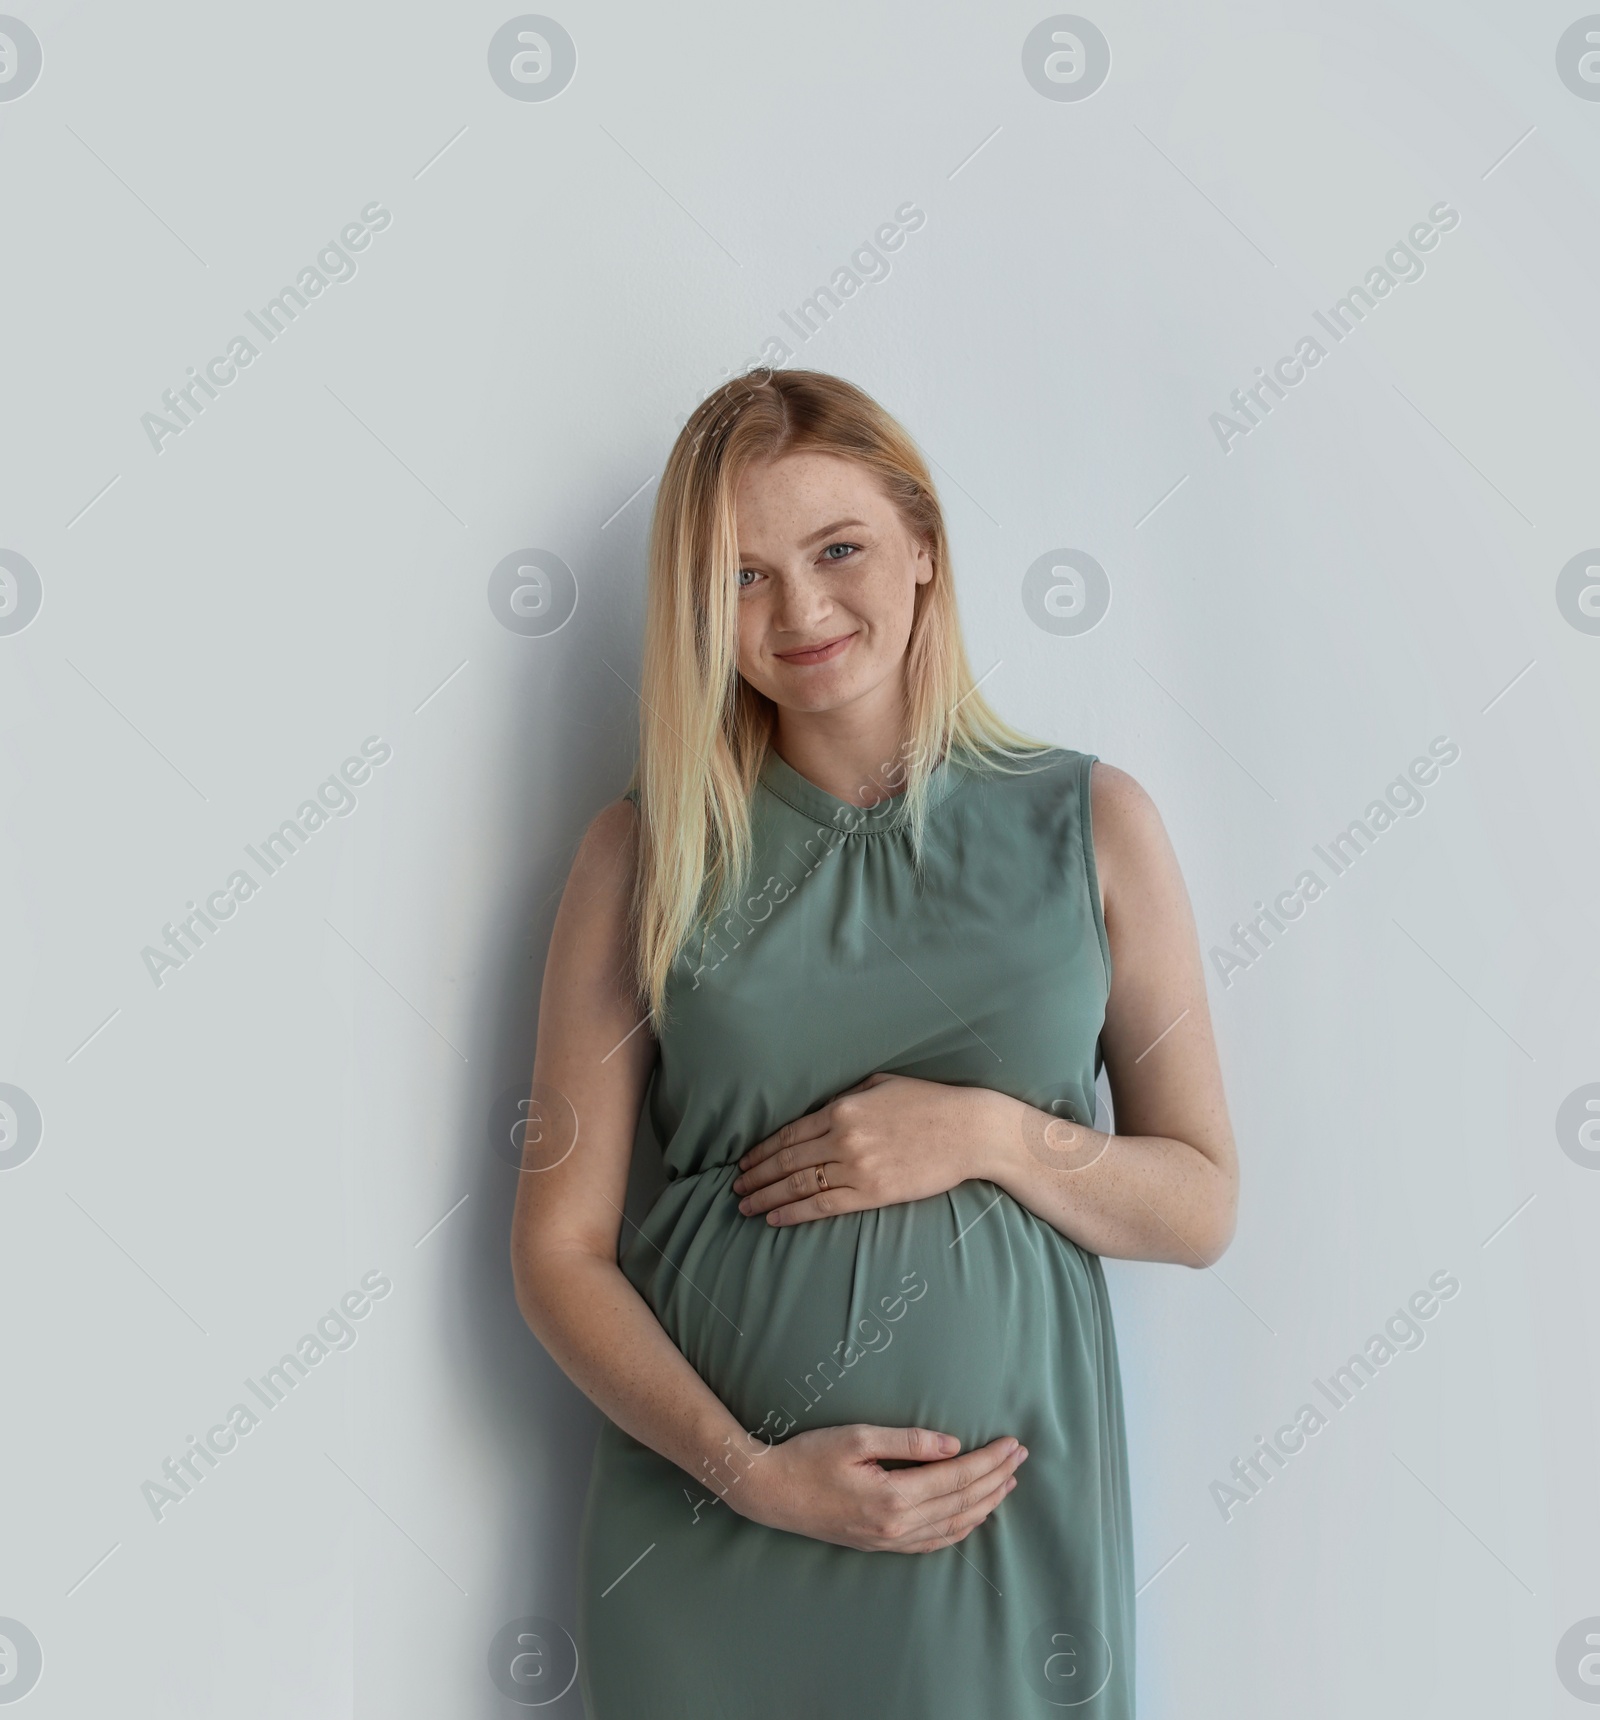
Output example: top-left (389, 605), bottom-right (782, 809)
top-left (731, 450), bottom-right (932, 718)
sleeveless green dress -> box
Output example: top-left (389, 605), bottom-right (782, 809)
top-left (576, 745), bottom-right (1134, 1717)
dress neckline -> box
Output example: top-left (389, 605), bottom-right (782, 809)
top-left (756, 746), bottom-right (960, 833)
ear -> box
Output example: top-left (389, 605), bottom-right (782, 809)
top-left (912, 539), bottom-right (935, 586)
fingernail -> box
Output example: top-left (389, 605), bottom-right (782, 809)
top-left (939, 1434), bottom-right (960, 1454)
top-left (1003, 1438), bottom-right (1019, 1455)
top-left (737, 1199), bottom-right (751, 1215)
top-left (1017, 1446), bottom-right (1029, 1461)
top-left (1006, 1477), bottom-right (1018, 1493)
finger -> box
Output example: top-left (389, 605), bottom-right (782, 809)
top-left (838, 1072), bottom-right (893, 1096)
top-left (847, 1425), bottom-right (1006, 1469)
top-left (868, 1436), bottom-right (1025, 1510)
top-left (739, 1161), bottom-right (845, 1215)
top-left (738, 1109), bottom-right (831, 1173)
top-left (877, 1459), bottom-right (1020, 1551)
top-left (732, 1134), bottom-right (831, 1197)
top-left (900, 1465), bottom-right (1020, 1545)
top-left (757, 1180), bottom-right (861, 1225)
top-left (903, 1475), bottom-right (1020, 1552)
top-left (908, 1431), bottom-right (1025, 1513)
top-left (849, 1426), bottom-right (965, 1465)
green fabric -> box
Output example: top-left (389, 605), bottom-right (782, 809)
top-left (577, 746), bottom-right (1134, 1717)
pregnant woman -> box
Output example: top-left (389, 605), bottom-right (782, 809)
top-left (511, 370), bottom-right (1238, 1718)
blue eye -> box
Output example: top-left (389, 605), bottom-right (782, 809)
top-left (822, 542), bottom-right (859, 561)
top-left (736, 568), bottom-right (759, 588)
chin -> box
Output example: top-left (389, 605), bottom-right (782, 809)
top-left (772, 671), bottom-right (870, 713)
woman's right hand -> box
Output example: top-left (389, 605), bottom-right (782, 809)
top-left (727, 1424), bottom-right (1028, 1553)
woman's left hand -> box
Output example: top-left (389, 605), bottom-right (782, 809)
top-left (731, 1073), bottom-right (994, 1225)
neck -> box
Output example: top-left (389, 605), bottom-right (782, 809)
top-left (770, 678), bottom-right (913, 808)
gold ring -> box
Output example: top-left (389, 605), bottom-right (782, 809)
top-left (815, 1165), bottom-right (829, 1192)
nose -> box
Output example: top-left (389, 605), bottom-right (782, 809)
top-left (770, 569), bottom-right (832, 635)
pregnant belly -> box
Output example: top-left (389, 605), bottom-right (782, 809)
top-left (619, 1163), bottom-right (1111, 1455)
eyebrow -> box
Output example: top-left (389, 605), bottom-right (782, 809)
top-left (798, 517), bottom-right (868, 548)
top-left (736, 518), bottom-right (871, 564)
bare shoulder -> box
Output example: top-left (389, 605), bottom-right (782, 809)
top-left (554, 795), bottom-right (639, 939)
top-left (579, 795), bottom-right (641, 864)
top-left (1088, 760), bottom-right (1167, 852)
top-left (1087, 761), bottom-right (1185, 917)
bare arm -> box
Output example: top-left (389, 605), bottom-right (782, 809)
top-left (974, 761), bottom-right (1239, 1266)
top-left (509, 800), bottom-right (746, 1485)
top-left (512, 799), bottom-right (1028, 1548)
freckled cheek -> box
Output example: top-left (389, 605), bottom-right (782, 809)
top-left (856, 569), bottom-right (918, 648)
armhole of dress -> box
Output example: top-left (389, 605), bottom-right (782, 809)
top-left (1078, 752), bottom-right (1112, 998)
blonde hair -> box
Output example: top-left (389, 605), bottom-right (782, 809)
top-left (631, 368), bottom-right (1046, 1025)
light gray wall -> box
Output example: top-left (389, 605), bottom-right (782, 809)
top-left (3, 1), bottom-right (1598, 1714)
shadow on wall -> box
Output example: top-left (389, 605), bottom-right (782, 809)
top-left (453, 538), bottom-right (667, 1710)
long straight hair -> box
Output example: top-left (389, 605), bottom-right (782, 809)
top-left (631, 368), bottom-right (1047, 1026)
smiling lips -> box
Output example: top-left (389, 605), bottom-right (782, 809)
top-left (773, 631), bottom-right (856, 667)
